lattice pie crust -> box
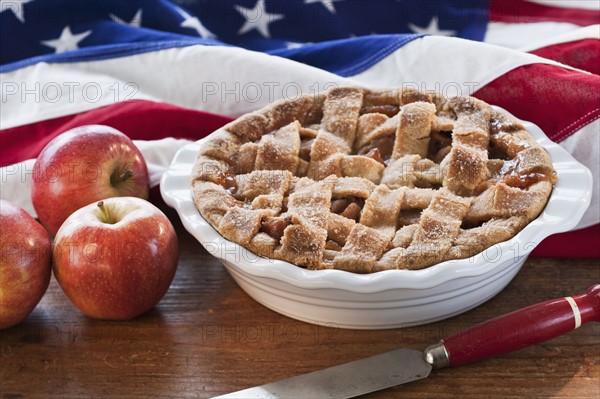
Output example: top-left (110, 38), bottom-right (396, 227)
top-left (191, 87), bottom-right (557, 273)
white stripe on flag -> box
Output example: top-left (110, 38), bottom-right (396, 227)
top-left (485, 22), bottom-right (584, 49)
top-left (1, 45), bottom-right (349, 129)
top-left (351, 36), bottom-right (579, 93)
top-left (526, 0), bottom-right (600, 11)
top-left (518, 24), bottom-right (600, 52)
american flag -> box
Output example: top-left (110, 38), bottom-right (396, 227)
top-left (1, 0), bottom-right (598, 256)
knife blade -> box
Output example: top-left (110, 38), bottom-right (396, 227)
top-left (214, 349), bottom-right (431, 399)
top-left (213, 284), bottom-right (600, 399)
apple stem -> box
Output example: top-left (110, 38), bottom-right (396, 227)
top-left (97, 201), bottom-right (113, 224)
top-left (120, 170), bottom-right (133, 182)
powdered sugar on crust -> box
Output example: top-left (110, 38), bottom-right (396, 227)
top-left (192, 87), bottom-right (557, 272)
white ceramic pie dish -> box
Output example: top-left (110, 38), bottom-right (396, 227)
top-left (160, 108), bottom-right (592, 329)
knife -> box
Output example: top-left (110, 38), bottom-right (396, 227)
top-left (213, 284), bottom-right (600, 399)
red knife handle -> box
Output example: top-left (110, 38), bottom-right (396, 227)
top-left (425, 284), bottom-right (600, 368)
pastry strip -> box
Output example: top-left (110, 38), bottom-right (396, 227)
top-left (360, 185), bottom-right (404, 241)
top-left (332, 224), bottom-right (390, 273)
top-left (308, 87), bottom-right (363, 179)
top-left (392, 101), bottom-right (436, 159)
top-left (399, 189), bottom-right (471, 270)
top-left (442, 97), bottom-right (492, 195)
top-left (255, 121), bottom-right (301, 174)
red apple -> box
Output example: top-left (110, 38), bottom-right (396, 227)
top-left (0, 200), bottom-right (52, 329)
top-left (32, 125), bottom-right (149, 236)
top-left (52, 197), bottom-right (178, 320)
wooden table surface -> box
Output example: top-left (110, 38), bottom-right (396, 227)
top-left (1, 206), bottom-right (598, 399)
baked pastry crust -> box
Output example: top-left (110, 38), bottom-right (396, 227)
top-left (191, 87), bottom-right (557, 273)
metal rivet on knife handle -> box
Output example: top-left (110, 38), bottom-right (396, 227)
top-left (423, 342), bottom-right (450, 369)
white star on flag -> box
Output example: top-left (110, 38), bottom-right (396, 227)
top-left (408, 16), bottom-right (456, 36)
top-left (304, 0), bottom-right (342, 14)
top-left (0, 0), bottom-right (34, 23)
top-left (41, 26), bottom-right (92, 53)
top-left (235, 0), bottom-right (284, 39)
top-left (175, 6), bottom-right (215, 39)
top-left (110, 8), bottom-right (143, 27)
top-left (286, 41), bottom-right (313, 49)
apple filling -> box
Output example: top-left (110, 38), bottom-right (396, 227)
top-left (223, 175), bottom-right (237, 195)
top-left (299, 139), bottom-right (314, 162)
top-left (357, 136), bottom-right (395, 165)
top-left (486, 138), bottom-right (557, 191)
top-left (397, 208), bottom-right (422, 227)
top-left (500, 157), bottom-right (554, 189)
top-left (260, 216), bottom-right (292, 241)
top-left (460, 219), bottom-right (486, 230)
top-left (360, 104), bottom-right (400, 117)
top-left (330, 197), bottom-right (365, 221)
top-left (488, 140), bottom-right (509, 161)
top-left (427, 131), bottom-right (453, 163)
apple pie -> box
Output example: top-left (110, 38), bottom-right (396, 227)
top-left (191, 87), bottom-right (557, 273)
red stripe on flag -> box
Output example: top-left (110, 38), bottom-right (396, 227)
top-left (530, 39), bottom-right (600, 76)
top-left (532, 223), bottom-right (600, 257)
top-left (0, 100), bottom-right (233, 167)
top-left (490, 0), bottom-right (600, 26)
top-left (474, 63), bottom-right (600, 142)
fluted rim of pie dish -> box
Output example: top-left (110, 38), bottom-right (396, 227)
top-left (161, 107), bottom-right (593, 293)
